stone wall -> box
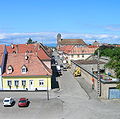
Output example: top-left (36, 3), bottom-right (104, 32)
top-left (71, 60), bottom-right (118, 99)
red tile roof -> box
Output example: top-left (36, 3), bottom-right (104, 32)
top-left (64, 46), bottom-right (97, 54)
top-left (58, 45), bottom-right (74, 53)
top-left (0, 54), bottom-right (3, 65)
top-left (6, 43), bottom-right (51, 60)
top-left (87, 45), bottom-right (99, 48)
top-left (0, 45), bottom-right (5, 65)
top-left (3, 53), bottom-right (52, 77)
top-left (60, 39), bottom-right (87, 45)
top-left (0, 45), bottom-right (5, 54)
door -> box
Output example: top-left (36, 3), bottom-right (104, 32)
top-left (29, 80), bottom-right (34, 90)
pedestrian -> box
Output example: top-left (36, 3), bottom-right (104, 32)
top-left (91, 77), bottom-right (94, 90)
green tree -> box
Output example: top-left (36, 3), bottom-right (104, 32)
top-left (94, 45), bottom-right (120, 79)
top-left (27, 38), bottom-right (37, 44)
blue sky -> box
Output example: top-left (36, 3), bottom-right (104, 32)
top-left (0, 0), bottom-right (120, 45)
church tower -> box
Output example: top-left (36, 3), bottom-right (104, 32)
top-left (57, 33), bottom-right (62, 49)
top-left (57, 33), bottom-right (61, 44)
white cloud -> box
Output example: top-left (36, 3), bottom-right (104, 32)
top-left (0, 32), bottom-right (120, 45)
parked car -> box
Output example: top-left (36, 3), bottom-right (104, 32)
top-left (56, 65), bottom-right (62, 75)
top-left (55, 61), bottom-right (58, 65)
top-left (63, 66), bottom-right (67, 71)
top-left (3, 97), bottom-right (15, 107)
top-left (60, 64), bottom-right (63, 70)
top-left (18, 98), bottom-right (29, 107)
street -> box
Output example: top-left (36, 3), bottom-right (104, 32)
top-left (0, 92), bottom-right (63, 119)
top-left (54, 67), bottom-right (120, 119)
top-left (52, 51), bottom-right (120, 119)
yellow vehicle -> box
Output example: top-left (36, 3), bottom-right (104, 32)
top-left (73, 67), bottom-right (81, 77)
top-left (66, 64), bottom-right (71, 69)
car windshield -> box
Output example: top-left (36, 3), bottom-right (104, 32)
top-left (19, 100), bottom-right (26, 103)
top-left (4, 100), bottom-right (9, 102)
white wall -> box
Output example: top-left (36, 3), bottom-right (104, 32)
top-left (67, 54), bottom-right (92, 60)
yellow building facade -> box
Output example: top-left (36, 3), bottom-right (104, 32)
top-left (2, 76), bottom-right (51, 91)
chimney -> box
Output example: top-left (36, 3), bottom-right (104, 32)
top-left (16, 44), bottom-right (19, 53)
top-left (25, 52), bottom-right (28, 60)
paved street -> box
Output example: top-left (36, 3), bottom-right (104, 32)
top-left (0, 92), bottom-right (63, 119)
top-left (52, 51), bottom-right (120, 119)
top-left (53, 68), bottom-right (120, 119)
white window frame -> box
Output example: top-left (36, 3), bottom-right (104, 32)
top-left (7, 80), bottom-right (12, 86)
top-left (21, 65), bottom-right (27, 74)
top-left (22, 80), bottom-right (26, 86)
top-left (39, 80), bottom-right (44, 86)
top-left (14, 80), bottom-right (19, 86)
top-left (7, 65), bottom-right (13, 74)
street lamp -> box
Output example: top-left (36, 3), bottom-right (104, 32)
top-left (97, 49), bottom-right (101, 97)
top-left (46, 74), bottom-right (49, 100)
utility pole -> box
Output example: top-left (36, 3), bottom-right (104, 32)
top-left (97, 49), bottom-right (101, 97)
top-left (47, 75), bottom-right (49, 100)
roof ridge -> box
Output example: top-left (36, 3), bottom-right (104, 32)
top-left (39, 43), bottom-right (51, 58)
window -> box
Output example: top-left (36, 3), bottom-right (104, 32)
top-left (22, 80), bottom-right (26, 86)
top-left (14, 80), bottom-right (19, 86)
top-left (7, 80), bottom-right (12, 86)
top-left (71, 55), bottom-right (74, 58)
top-left (7, 65), bottom-right (13, 74)
top-left (26, 50), bottom-right (29, 53)
top-left (21, 65), bottom-right (27, 74)
top-left (22, 68), bottom-right (26, 72)
top-left (12, 51), bottom-right (16, 54)
top-left (39, 80), bottom-right (44, 86)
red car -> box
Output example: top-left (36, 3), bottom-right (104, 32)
top-left (18, 98), bottom-right (29, 107)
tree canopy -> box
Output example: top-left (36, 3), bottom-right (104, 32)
top-left (27, 38), bottom-right (37, 44)
top-left (94, 45), bottom-right (120, 78)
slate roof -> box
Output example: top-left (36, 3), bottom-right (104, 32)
top-left (3, 53), bottom-right (52, 77)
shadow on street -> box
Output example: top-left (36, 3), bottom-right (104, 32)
top-left (51, 66), bottom-right (60, 89)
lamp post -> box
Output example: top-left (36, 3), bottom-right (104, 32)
top-left (97, 49), bottom-right (101, 97)
top-left (47, 75), bottom-right (49, 100)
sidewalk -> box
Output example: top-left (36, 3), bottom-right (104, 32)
top-left (76, 76), bottom-right (98, 100)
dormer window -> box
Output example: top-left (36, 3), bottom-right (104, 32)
top-left (25, 55), bottom-right (29, 60)
top-left (7, 65), bottom-right (13, 74)
top-left (12, 51), bottom-right (16, 54)
top-left (21, 65), bottom-right (27, 74)
top-left (26, 50), bottom-right (29, 53)
top-left (82, 50), bottom-right (84, 53)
